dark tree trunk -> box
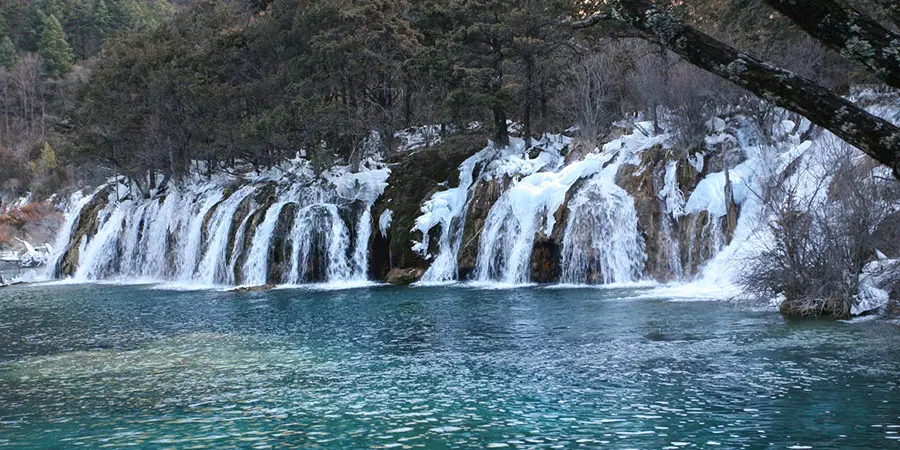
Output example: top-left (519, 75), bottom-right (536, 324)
top-left (763, 0), bottom-right (900, 89)
top-left (523, 57), bottom-right (535, 146)
top-left (523, 101), bottom-right (532, 147)
top-left (539, 79), bottom-right (549, 135)
top-left (492, 39), bottom-right (509, 148)
top-left (403, 74), bottom-right (412, 129)
top-left (576, 0), bottom-right (900, 177)
top-left (494, 107), bottom-right (509, 147)
top-left (872, 0), bottom-right (900, 27)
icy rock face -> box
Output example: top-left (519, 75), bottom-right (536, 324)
top-left (368, 135), bottom-right (486, 282)
top-left (52, 92), bottom-right (898, 290)
top-left (853, 257), bottom-right (900, 316)
top-left (411, 135), bottom-right (571, 283)
top-left (53, 161), bottom-right (389, 286)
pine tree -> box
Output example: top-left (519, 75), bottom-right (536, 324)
top-left (17, 0), bottom-right (64, 52)
top-left (0, 35), bottom-right (15, 68)
top-left (91, 0), bottom-right (111, 40)
top-left (65, 0), bottom-right (93, 59)
top-left (38, 13), bottom-right (74, 78)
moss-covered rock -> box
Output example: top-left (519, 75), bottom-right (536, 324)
top-left (384, 267), bottom-right (425, 285)
top-left (369, 132), bottom-right (488, 281)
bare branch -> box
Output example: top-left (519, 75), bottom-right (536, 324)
top-left (763, 0), bottom-right (900, 89)
top-left (571, 13), bottom-right (619, 29)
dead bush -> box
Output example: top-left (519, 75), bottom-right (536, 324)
top-left (741, 138), bottom-right (898, 318)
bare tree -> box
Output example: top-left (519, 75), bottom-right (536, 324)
top-left (574, 0), bottom-right (900, 177)
top-left (10, 54), bottom-right (43, 144)
top-left (741, 137), bottom-right (897, 317)
top-left (557, 47), bottom-right (622, 148)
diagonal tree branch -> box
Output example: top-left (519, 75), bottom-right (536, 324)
top-left (572, 13), bottom-right (618, 29)
top-left (576, 0), bottom-right (900, 177)
top-left (763, 0), bottom-right (900, 89)
top-left (871, 0), bottom-right (900, 28)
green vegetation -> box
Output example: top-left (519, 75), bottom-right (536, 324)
top-left (0, 0), bottom-right (887, 198)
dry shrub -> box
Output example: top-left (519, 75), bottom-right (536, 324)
top-left (741, 139), bottom-right (898, 317)
top-left (557, 48), bottom-right (623, 149)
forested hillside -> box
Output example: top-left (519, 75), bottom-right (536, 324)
top-left (0, 0), bottom-right (883, 199)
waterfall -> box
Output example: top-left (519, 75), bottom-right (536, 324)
top-left (415, 149), bottom-right (490, 283)
top-left (473, 195), bottom-right (539, 284)
top-left (46, 190), bottom-right (93, 279)
top-left (658, 217), bottom-right (685, 279)
top-left (281, 203), bottom-right (357, 284)
top-left (352, 206), bottom-right (372, 280)
top-left (176, 190), bottom-right (225, 279)
top-left (141, 192), bottom-right (183, 278)
top-left (227, 207), bottom-right (256, 285)
top-left (195, 185), bottom-right (259, 284)
top-left (118, 201), bottom-right (152, 276)
top-left (469, 145), bottom-right (623, 284)
top-left (73, 202), bottom-right (128, 280)
top-left (560, 177), bottom-right (646, 284)
top-left (54, 162), bottom-right (388, 286)
top-left (242, 199), bottom-right (295, 286)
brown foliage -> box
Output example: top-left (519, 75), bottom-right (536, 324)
top-left (0, 202), bottom-right (55, 246)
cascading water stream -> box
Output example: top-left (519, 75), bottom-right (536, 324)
top-left (281, 203), bottom-right (355, 284)
top-left (195, 185), bottom-right (259, 284)
top-left (415, 149), bottom-right (491, 283)
top-left (559, 177), bottom-right (646, 284)
top-left (242, 199), bottom-right (294, 286)
top-left (119, 201), bottom-right (152, 276)
top-left (351, 207), bottom-right (372, 280)
top-left (46, 190), bottom-right (93, 279)
top-left (73, 202), bottom-right (129, 280)
top-left (473, 196), bottom-right (539, 284)
top-left (140, 192), bottom-right (183, 278)
top-left (55, 160), bottom-right (387, 286)
top-left (176, 190), bottom-right (225, 280)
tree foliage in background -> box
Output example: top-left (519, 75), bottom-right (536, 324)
top-left (0, 0), bottom-right (896, 194)
top-left (37, 13), bottom-right (73, 77)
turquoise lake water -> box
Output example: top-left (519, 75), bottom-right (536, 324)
top-left (0, 283), bottom-right (898, 449)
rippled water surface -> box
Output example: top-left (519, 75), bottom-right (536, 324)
top-left (1, 283), bottom-right (898, 449)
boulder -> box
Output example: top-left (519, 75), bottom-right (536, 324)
top-left (385, 267), bottom-right (424, 285)
top-left (230, 283), bottom-right (276, 293)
